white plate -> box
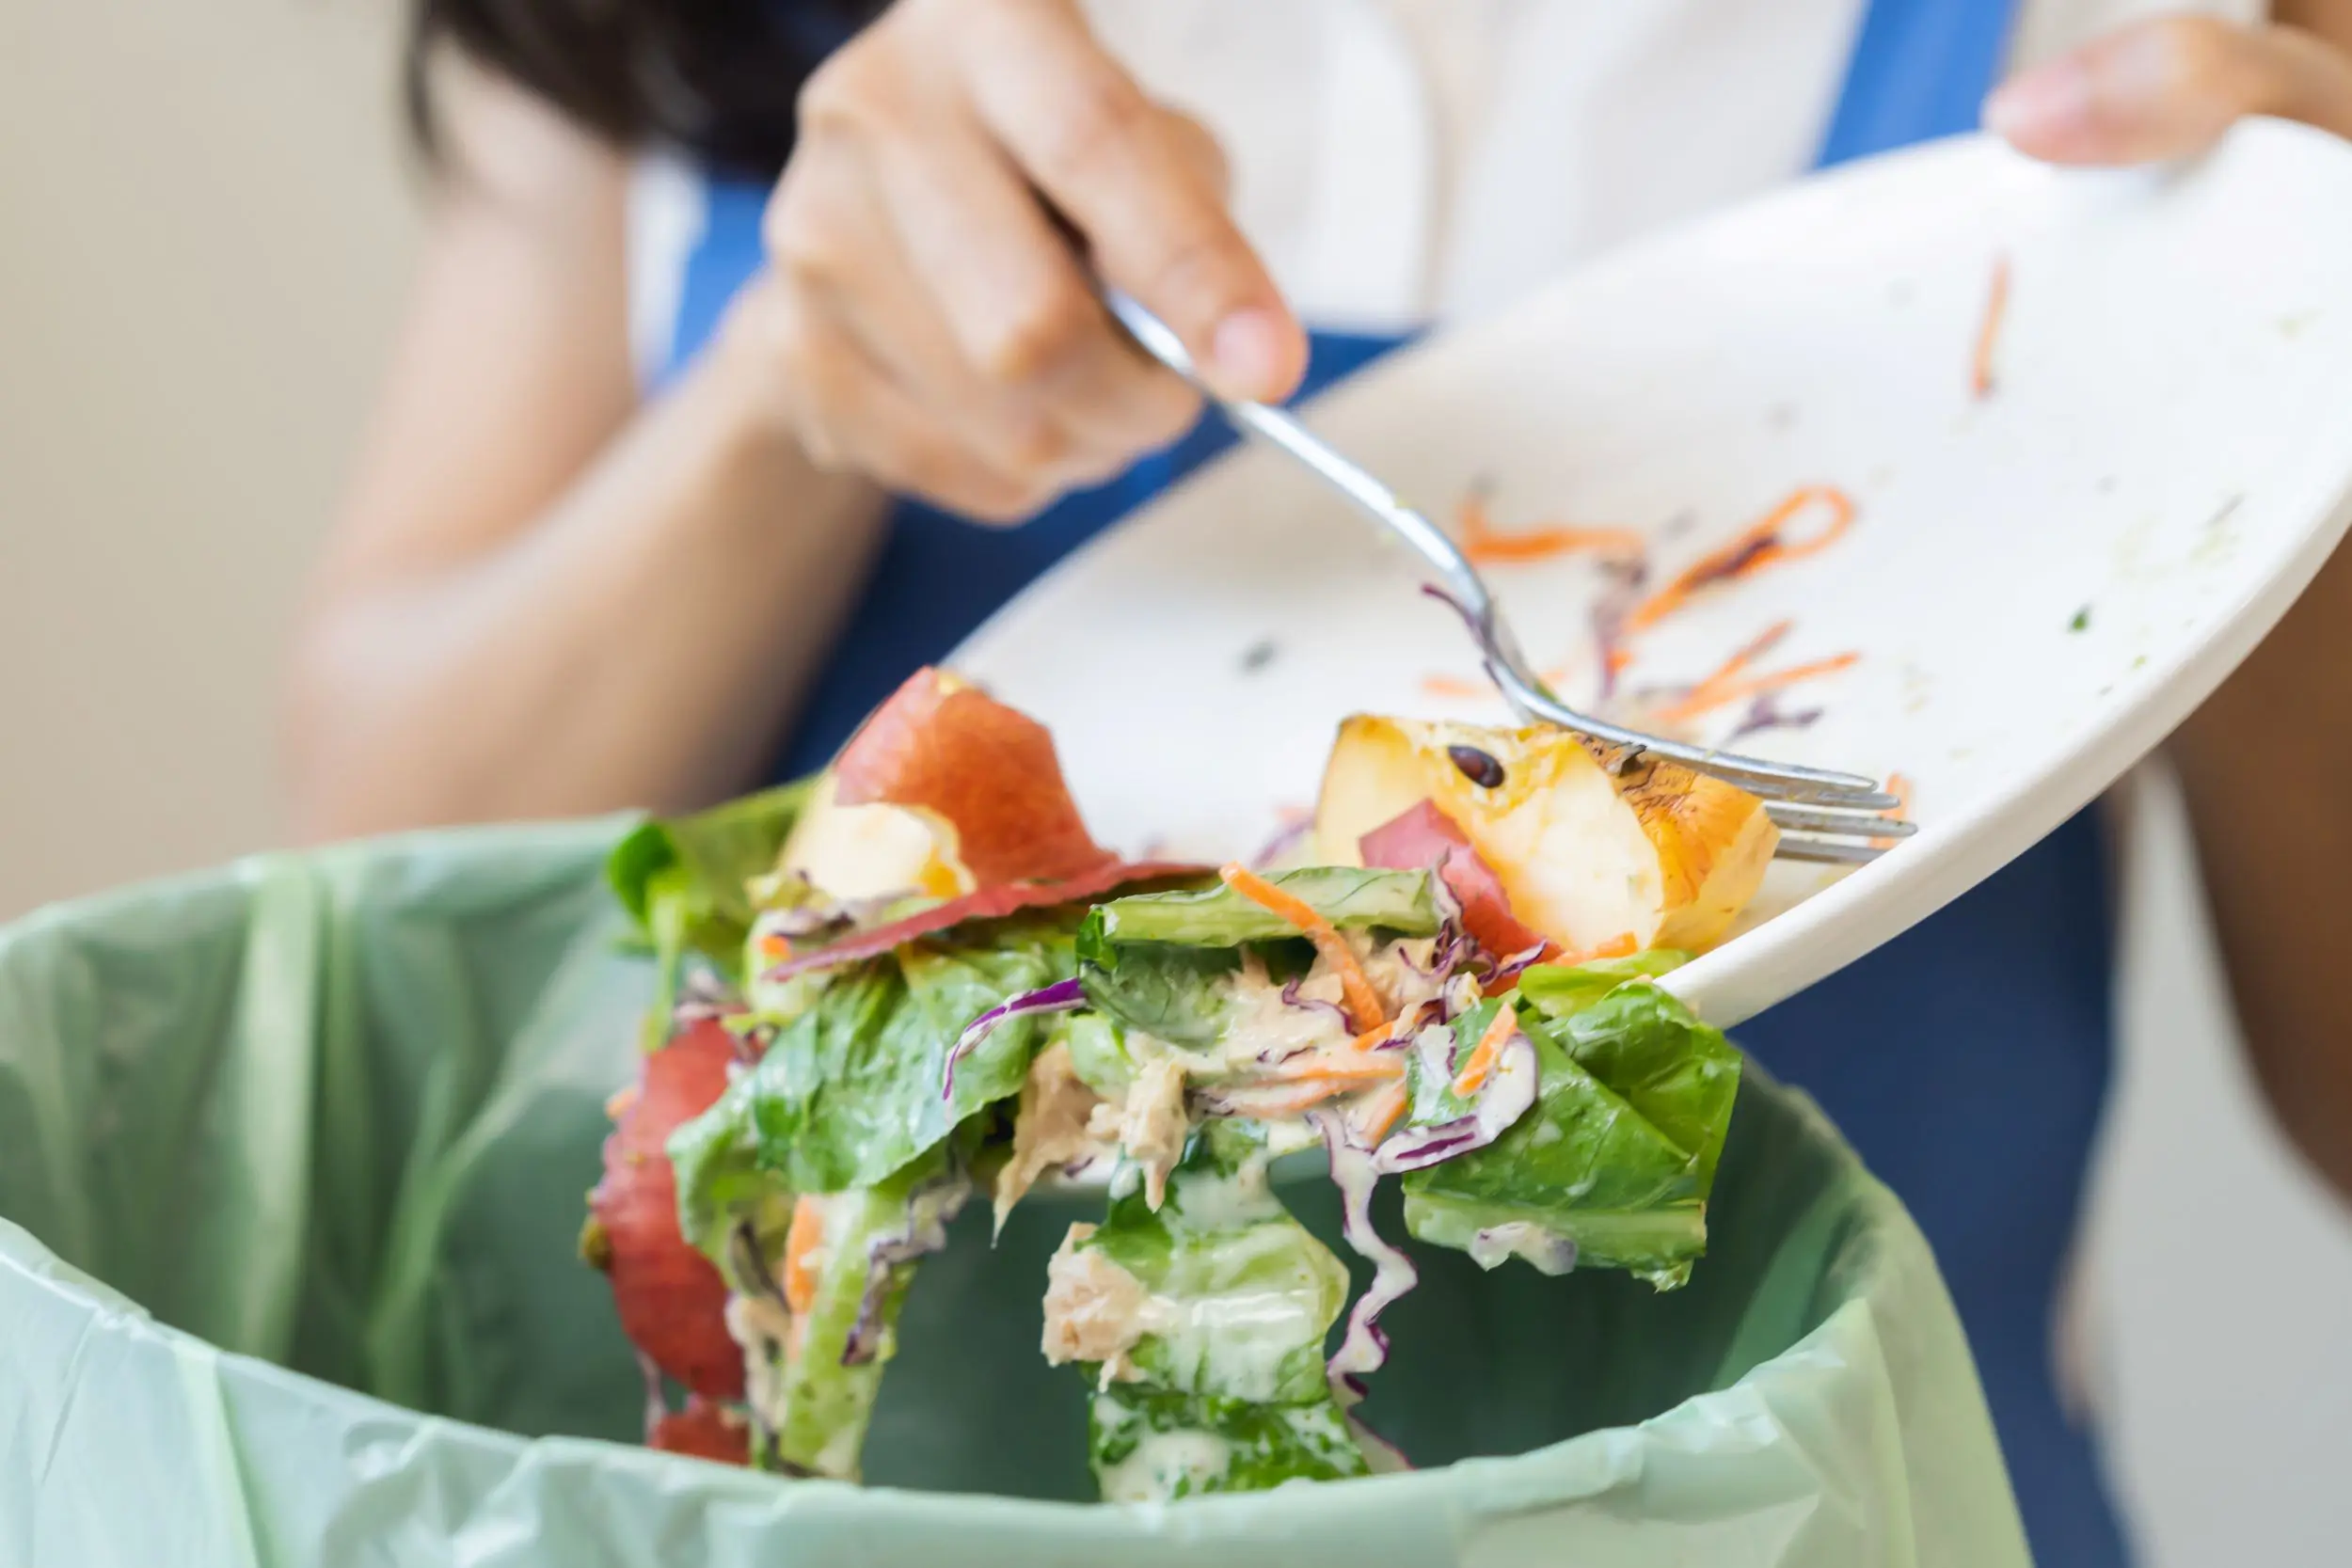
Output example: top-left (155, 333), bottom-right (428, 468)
top-left (956, 121), bottom-right (2352, 1027)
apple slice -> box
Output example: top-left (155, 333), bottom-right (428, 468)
top-left (586, 1015), bottom-right (744, 1402)
top-left (649, 1399), bottom-right (751, 1465)
top-left (1314, 715), bottom-right (1777, 956)
top-left (779, 667), bottom-right (1113, 900)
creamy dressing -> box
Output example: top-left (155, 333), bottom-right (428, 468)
top-left (1361, 938), bottom-right (1446, 1019)
top-left (813, 1417), bottom-right (865, 1480)
top-left (1467, 1221), bottom-right (1580, 1275)
top-left (1042, 1155), bottom-right (1342, 1405)
top-left (1219, 961), bottom-right (1352, 1063)
top-left (1144, 1272), bottom-right (1325, 1402)
top-left (723, 1293), bottom-right (793, 1434)
top-left (1163, 1153), bottom-right (1276, 1232)
top-left (1091, 1392), bottom-right (1238, 1503)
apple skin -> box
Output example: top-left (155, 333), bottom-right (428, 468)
top-left (648, 1398), bottom-right (751, 1465)
top-left (588, 1015), bottom-right (744, 1402)
top-left (1358, 799), bottom-right (1556, 963)
top-left (816, 668), bottom-right (1114, 891)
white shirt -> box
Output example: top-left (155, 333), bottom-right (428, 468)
top-left (628, 0), bottom-right (2260, 363)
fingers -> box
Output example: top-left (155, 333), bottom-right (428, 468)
top-left (728, 279), bottom-right (1045, 524)
top-left (770, 123), bottom-right (1170, 501)
top-left (749, 0), bottom-right (1285, 521)
top-left (956, 0), bottom-right (1306, 403)
top-left (828, 95), bottom-right (1200, 467)
top-left (1985, 16), bottom-right (2352, 166)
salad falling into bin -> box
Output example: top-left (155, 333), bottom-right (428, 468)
top-left (583, 667), bottom-right (1774, 1499)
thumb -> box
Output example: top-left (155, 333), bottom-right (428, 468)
top-left (1984, 16), bottom-right (2352, 166)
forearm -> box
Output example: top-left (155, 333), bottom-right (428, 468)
top-left (286, 336), bottom-right (886, 840)
top-left (2170, 539), bottom-right (2352, 1199)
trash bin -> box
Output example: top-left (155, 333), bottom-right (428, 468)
top-left (0, 819), bottom-right (2030, 1567)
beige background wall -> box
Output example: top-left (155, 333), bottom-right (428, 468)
top-left (1, 4), bottom-right (2346, 1562)
top-left (0, 0), bottom-right (414, 912)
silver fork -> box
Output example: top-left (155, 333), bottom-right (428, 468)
top-left (1104, 289), bottom-right (1912, 863)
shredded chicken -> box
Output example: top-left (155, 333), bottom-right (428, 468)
top-left (1041, 1224), bottom-right (1154, 1384)
top-left (993, 1042), bottom-right (1109, 1230)
top-left (1089, 1056), bottom-right (1188, 1210)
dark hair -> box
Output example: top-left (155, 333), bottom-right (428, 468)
top-left (406, 0), bottom-right (885, 178)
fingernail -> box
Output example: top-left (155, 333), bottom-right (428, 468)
top-left (1983, 58), bottom-right (2093, 140)
top-left (1210, 309), bottom-right (1294, 401)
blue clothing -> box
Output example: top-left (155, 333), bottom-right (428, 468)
top-left (663, 2), bottom-right (2125, 1560)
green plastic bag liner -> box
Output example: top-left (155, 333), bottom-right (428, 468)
top-left (0, 820), bottom-right (2031, 1566)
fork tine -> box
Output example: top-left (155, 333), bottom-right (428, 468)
top-left (1773, 837), bottom-right (1889, 864)
top-left (1690, 763), bottom-right (1899, 812)
top-left (1764, 802), bottom-right (1917, 839)
top-left (1495, 673), bottom-right (1897, 808)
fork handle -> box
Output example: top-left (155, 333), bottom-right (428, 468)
top-left (1101, 290), bottom-right (1502, 624)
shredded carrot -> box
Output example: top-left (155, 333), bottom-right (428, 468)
top-left (1457, 490), bottom-right (1645, 566)
top-left (1223, 1081), bottom-right (1350, 1118)
top-left (1625, 486), bottom-right (1856, 635)
top-left (1870, 772), bottom-right (1915, 851)
top-left (1348, 1022), bottom-right (1395, 1053)
top-left (1972, 255), bottom-right (2010, 401)
top-left (1648, 621), bottom-right (1789, 714)
top-left (1219, 863), bottom-right (1388, 1030)
top-left (755, 930), bottom-right (795, 963)
top-left (1451, 1006), bottom-right (1521, 1099)
top-left (1270, 1051), bottom-right (1406, 1086)
top-left (1631, 619), bottom-right (1859, 727)
top-left (782, 1195), bottom-right (826, 1314)
top-left (1671, 653), bottom-right (1860, 723)
top-left (1352, 1079), bottom-right (1411, 1146)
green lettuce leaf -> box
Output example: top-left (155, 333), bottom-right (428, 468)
top-left (1061, 1010), bottom-right (1138, 1098)
top-left (666, 1073), bottom-right (792, 1269)
top-left (1073, 943), bottom-right (1239, 1050)
top-left (607, 781), bottom-right (814, 1040)
top-left (1089, 1386), bottom-right (1366, 1501)
top-left (770, 1160), bottom-right (961, 1480)
top-left (1068, 1130), bottom-right (1367, 1499)
top-left (748, 920), bottom-right (1079, 1192)
top-left (1401, 978), bottom-right (1740, 1290)
top-left (1080, 866), bottom-right (1438, 955)
top-left (1514, 950), bottom-right (1690, 1018)
top-left (1081, 1134), bottom-right (1350, 1405)
top-left (1073, 866), bottom-right (1438, 1052)
top-left (1552, 980), bottom-right (1740, 1190)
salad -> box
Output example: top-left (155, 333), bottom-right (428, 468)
top-left (581, 668), bottom-right (1773, 1496)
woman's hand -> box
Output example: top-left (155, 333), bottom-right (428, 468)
top-left (1987, 6), bottom-right (2352, 1202)
top-left (1985, 8), bottom-right (2352, 162)
top-left (720, 0), bottom-right (1306, 525)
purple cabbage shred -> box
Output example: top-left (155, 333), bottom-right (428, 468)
top-left (941, 978), bottom-right (1088, 1101)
